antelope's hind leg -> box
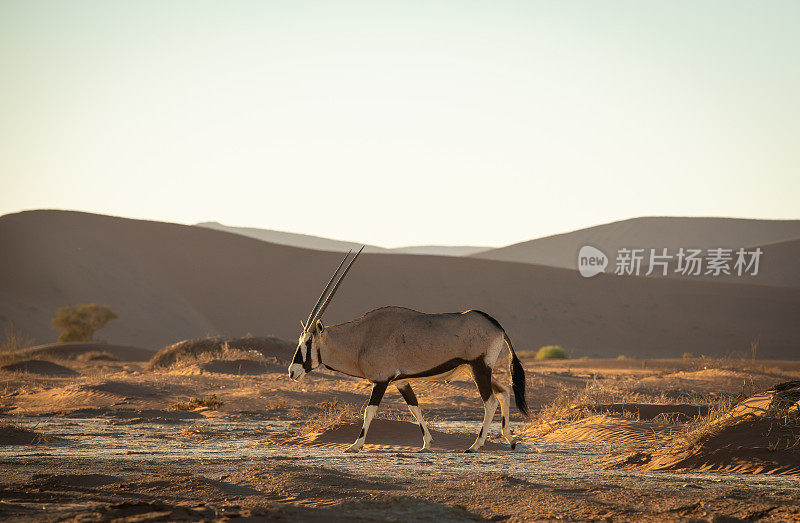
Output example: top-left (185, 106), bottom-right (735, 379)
top-left (395, 382), bottom-right (433, 452)
top-left (492, 379), bottom-right (516, 449)
top-left (466, 360), bottom-right (499, 453)
top-left (345, 381), bottom-right (388, 453)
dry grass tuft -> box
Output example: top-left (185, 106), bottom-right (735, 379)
top-left (0, 421), bottom-right (59, 445)
top-left (147, 336), bottom-right (293, 371)
top-left (299, 400), bottom-right (363, 435)
top-left (179, 422), bottom-right (216, 441)
top-left (296, 400), bottom-right (410, 437)
top-left (0, 322), bottom-right (35, 354)
top-left (520, 379), bottom-right (626, 439)
top-left (669, 380), bottom-right (800, 453)
top-left (171, 394), bottom-right (224, 411)
top-left (265, 398), bottom-right (289, 410)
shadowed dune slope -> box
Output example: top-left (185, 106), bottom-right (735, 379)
top-left (473, 217), bottom-right (800, 288)
top-left (1, 210), bottom-right (798, 358)
top-left (0, 360), bottom-right (78, 376)
top-left (20, 342), bottom-right (154, 362)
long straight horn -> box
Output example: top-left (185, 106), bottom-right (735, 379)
top-left (304, 250), bottom-right (352, 331)
top-left (312, 245), bottom-right (364, 324)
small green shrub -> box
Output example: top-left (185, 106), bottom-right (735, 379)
top-left (682, 352), bottom-right (694, 359)
top-left (534, 345), bottom-right (568, 360)
top-left (51, 304), bottom-right (117, 342)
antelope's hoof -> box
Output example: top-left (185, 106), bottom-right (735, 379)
top-left (344, 445), bottom-right (360, 453)
top-left (510, 442), bottom-right (517, 451)
top-left (417, 447), bottom-right (433, 453)
top-left (464, 448), bottom-right (476, 454)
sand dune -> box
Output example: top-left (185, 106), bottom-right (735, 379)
top-left (606, 383), bottom-right (800, 475)
top-left (1, 210), bottom-right (798, 358)
top-left (474, 216), bottom-right (800, 288)
top-left (20, 342), bottom-right (154, 362)
top-left (0, 360), bottom-right (77, 376)
top-left (535, 414), bottom-right (677, 447)
top-left (197, 221), bottom-right (488, 256)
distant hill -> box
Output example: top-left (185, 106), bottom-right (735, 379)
top-left (196, 222), bottom-right (488, 257)
top-left (473, 217), bottom-right (800, 288)
top-left (1, 210), bottom-right (798, 359)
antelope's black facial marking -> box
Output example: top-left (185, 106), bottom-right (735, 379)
top-left (302, 338), bottom-right (313, 373)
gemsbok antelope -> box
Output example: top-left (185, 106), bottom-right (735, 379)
top-left (288, 247), bottom-right (529, 453)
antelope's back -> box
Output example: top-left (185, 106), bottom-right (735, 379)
top-left (341, 307), bottom-right (504, 374)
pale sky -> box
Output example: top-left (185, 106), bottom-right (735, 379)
top-left (1, 1), bottom-right (798, 248)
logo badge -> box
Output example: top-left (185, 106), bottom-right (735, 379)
top-left (578, 246), bottom-right (607, 278)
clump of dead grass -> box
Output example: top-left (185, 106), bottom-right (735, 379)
top-left (265, 398), bottom-right (289, 410)
top-left (179, 422), bottom-right (216, 441)
top-left (297, 400), bottom-right (410, 436)
top-left (519, 378), bottom-right (628, 439)
top-left (0, 322), bottom-right (35, 354)
top-left (147, 336), bottom-right (293, 371)
top-left (171, 394), bottom-right (224, 411)
top-left (299, 400), bottom-right (363, 435)
top-left (0, 421), bottom-right (59, 445)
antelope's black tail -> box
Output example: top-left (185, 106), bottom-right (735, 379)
top-left (504, 333), bottom-right (530, 418)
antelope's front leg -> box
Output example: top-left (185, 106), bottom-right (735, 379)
top-left (345, 381), bottom-right (388, 453)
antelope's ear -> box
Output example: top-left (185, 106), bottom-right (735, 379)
top-left (315, 320), bottom-right (324, 333)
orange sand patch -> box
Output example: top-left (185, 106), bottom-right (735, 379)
top-left (536, 414), bottom-right (678, 446)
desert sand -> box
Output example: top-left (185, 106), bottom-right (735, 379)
top-left (2, 339), bottom-right (800, 521)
